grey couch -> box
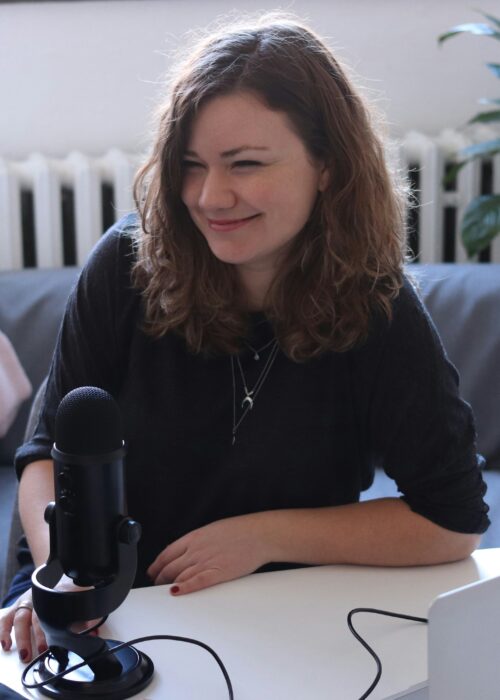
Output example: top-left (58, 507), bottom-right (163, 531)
top-left (1, 264), bottom-right (499, 596)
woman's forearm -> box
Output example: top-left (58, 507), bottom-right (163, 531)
top-left (18, 459), bottom-right (54, 568)
top-left (259, 498), bottom-right (480, 568)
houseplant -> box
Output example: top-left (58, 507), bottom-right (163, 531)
top-left (439, 11), bottom-right (500, 257)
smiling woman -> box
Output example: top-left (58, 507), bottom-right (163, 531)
top-left (133, 14), bottom-right (407, 359)
top-left (180, 91), bottom-right (329, 307)
top-left (1, 11), bottom-right (489, 664)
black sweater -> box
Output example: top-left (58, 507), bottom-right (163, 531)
top-left (15, 215), bottom-right (490, 586)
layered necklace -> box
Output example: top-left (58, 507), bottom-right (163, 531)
top-left (230, 337), bottom-right (280, 445)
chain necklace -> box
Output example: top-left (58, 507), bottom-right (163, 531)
top-left (243, 337), bottom-right (276, 361)
top-left (230, 340), bottom-right (280, 445)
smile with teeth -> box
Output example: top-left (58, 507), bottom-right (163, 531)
top-left (207, 214), bottom-right (261, 232)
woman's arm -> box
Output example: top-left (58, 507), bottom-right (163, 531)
top-left (147, 497), bottom-right (480, 595)
top-left (18, 459), bottom-right (54, 567)
top-left (0, 460), bottom-right (54, 662)
top-left (260, 498), bottom-right (480, 566)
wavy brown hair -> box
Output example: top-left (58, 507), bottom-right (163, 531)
top-left (132, 13), bottom-right (408, 360)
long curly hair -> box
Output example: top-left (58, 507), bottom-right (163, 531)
top-left (132, 13), bottom-right (409, 360)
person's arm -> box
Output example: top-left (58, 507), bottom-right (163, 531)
top-left (18, 459), bottom-right (54, 567)
top-left (0, 460), bottom-right (54, 662)
top-left (147, 497), bottom-right (479, 594)
top-left (257, 498), bottom-right (479, 566)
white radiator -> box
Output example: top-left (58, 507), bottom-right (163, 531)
top-left (0, 149), bottom-right (138, 270)
top-left (1, 133), bottom-right (500, 271)
top-left (401, 126), bottom-right (500, 263)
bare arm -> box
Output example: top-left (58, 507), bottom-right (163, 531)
top-left (148, 498), bottom-right (480, 594)
top-left (18, 459), bottom-right (54, 567)
top-left (0, 460), bottom-right (54, 661)
top-left (260, 498), bottom-right (480, 567)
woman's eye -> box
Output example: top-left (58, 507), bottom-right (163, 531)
top-left (233, 160), bottom-right (261, 168)
top-left (182, 160), bottom-right (203, 169)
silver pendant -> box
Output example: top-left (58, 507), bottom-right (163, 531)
top-left (242, 395), bottom-right (254, 409)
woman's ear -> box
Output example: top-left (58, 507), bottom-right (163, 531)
top-left (318, 164), bottom-right (330, 192)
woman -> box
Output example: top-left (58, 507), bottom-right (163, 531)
top-left (0, 13), bottom-right (489, 662)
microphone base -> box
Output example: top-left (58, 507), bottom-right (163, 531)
top-left (33, 639), bottom-right (154, 700)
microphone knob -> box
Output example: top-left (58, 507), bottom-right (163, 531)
top-left (44, 502), bottom-right (56, 525)
top-left (58, 470), bottom-right (73, 490)
top-left (118, 519), bottom-right (142, 545)
top-left (59, 493), bottom-right (76, 515)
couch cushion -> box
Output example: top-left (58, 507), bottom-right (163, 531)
top-left (413, 264), bottom-right (500, 470)
top-left (0, 267), bottom-right (80, 464)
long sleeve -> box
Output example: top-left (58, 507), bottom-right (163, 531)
top-left (364, 279), bottom-right (489, 534)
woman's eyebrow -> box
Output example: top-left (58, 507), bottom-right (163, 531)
top-left (185, 146), bottom-right (270, 159)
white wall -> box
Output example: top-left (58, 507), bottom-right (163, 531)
top-left (1, 0), bottom-right (500, 159)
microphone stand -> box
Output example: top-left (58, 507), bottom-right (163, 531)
top-left (31, 505), bottom-right (154, 699)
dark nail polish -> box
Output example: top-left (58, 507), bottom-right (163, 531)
top-left (19, 649), bottom-right (28, 661)
top-left (1, 640), bottom-right (6, 651)
top-left (171, 585), bottom-right (180, 594)
top-left (38, 644), bottom-right (48, 655)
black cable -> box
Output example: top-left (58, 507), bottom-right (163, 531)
top-left (19, 606), bottom-right (426, 700)
top-left (347, 607), bottom-right (428, 700)
top-left (21, 633), bottom-right (233, 699)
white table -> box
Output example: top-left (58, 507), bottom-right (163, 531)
top-left (2, 548), bottom-right (500, 699)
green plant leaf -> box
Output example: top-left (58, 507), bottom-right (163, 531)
top-left (461, 194), bottom-right (500, 256)
top-left (468, 109), bottom-right (500, 124)
top-left (443, 161), bottom-right (467, 186)
top-left (478, 11), bottom-right (500, 30)
top-left (459, 137), bottom-right (500, 160)
top-left (438, 22), bottom-right (500, 44)
top-left (486, 62), bottom-right (500, 78)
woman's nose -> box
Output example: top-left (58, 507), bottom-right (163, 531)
top-left (198, 170), bottom-right (236, 211)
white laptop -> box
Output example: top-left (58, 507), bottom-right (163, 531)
top-left (389, 574), bottom-right (500, 699)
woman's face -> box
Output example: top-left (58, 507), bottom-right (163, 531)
top-left (181, 91), bottom-right (329, 300)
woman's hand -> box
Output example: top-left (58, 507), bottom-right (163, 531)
top-left (0, 589), bottom-right (46, 663)
top-left (147, 514), bottom-right (271, 595)
top-left (0, 576), bottom-right (100, 663)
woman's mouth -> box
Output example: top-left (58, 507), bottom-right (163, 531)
top-left (207, 214), bottom-right (260, 232)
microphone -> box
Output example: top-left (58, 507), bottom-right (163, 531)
top-left (31, 386), bottom-right (154, 699)
top-left (50, 386), bottom-right (129, 586)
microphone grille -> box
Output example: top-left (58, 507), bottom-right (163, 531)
top-left (55, 386), bottom-right (123, 455)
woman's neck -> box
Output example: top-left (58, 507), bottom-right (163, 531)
top-left (236, 266), bottom-right (274, 311)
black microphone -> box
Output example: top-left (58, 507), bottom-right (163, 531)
top-left (31, 386), bottom-right (154, 699)
top-left (50, 386), bottom-right (129, 586)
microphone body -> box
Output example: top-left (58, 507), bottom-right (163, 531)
top-left (50, 386), bottom-right (127, 586)
top-left (51, 445), bottom-right (126, 586)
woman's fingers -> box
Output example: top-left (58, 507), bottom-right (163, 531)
top-left (147, 542), bottom-right (188, 581)
top-left (0, 591), bottom-right (42, 662)
top-left (32, 612), bottom-right (48, 655)
top-left (150, 551), bottom-right (192, 585)
top-left (148, 514), bottom-right (269, 593)
top-left (0, 607), bottom-right (15, 652)
top-left (1, 587), bottom-right (99, 664)
top-left (171, 564), bottom-right (228, 596)
top-left (12, 606), bottom-right (34, 662)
